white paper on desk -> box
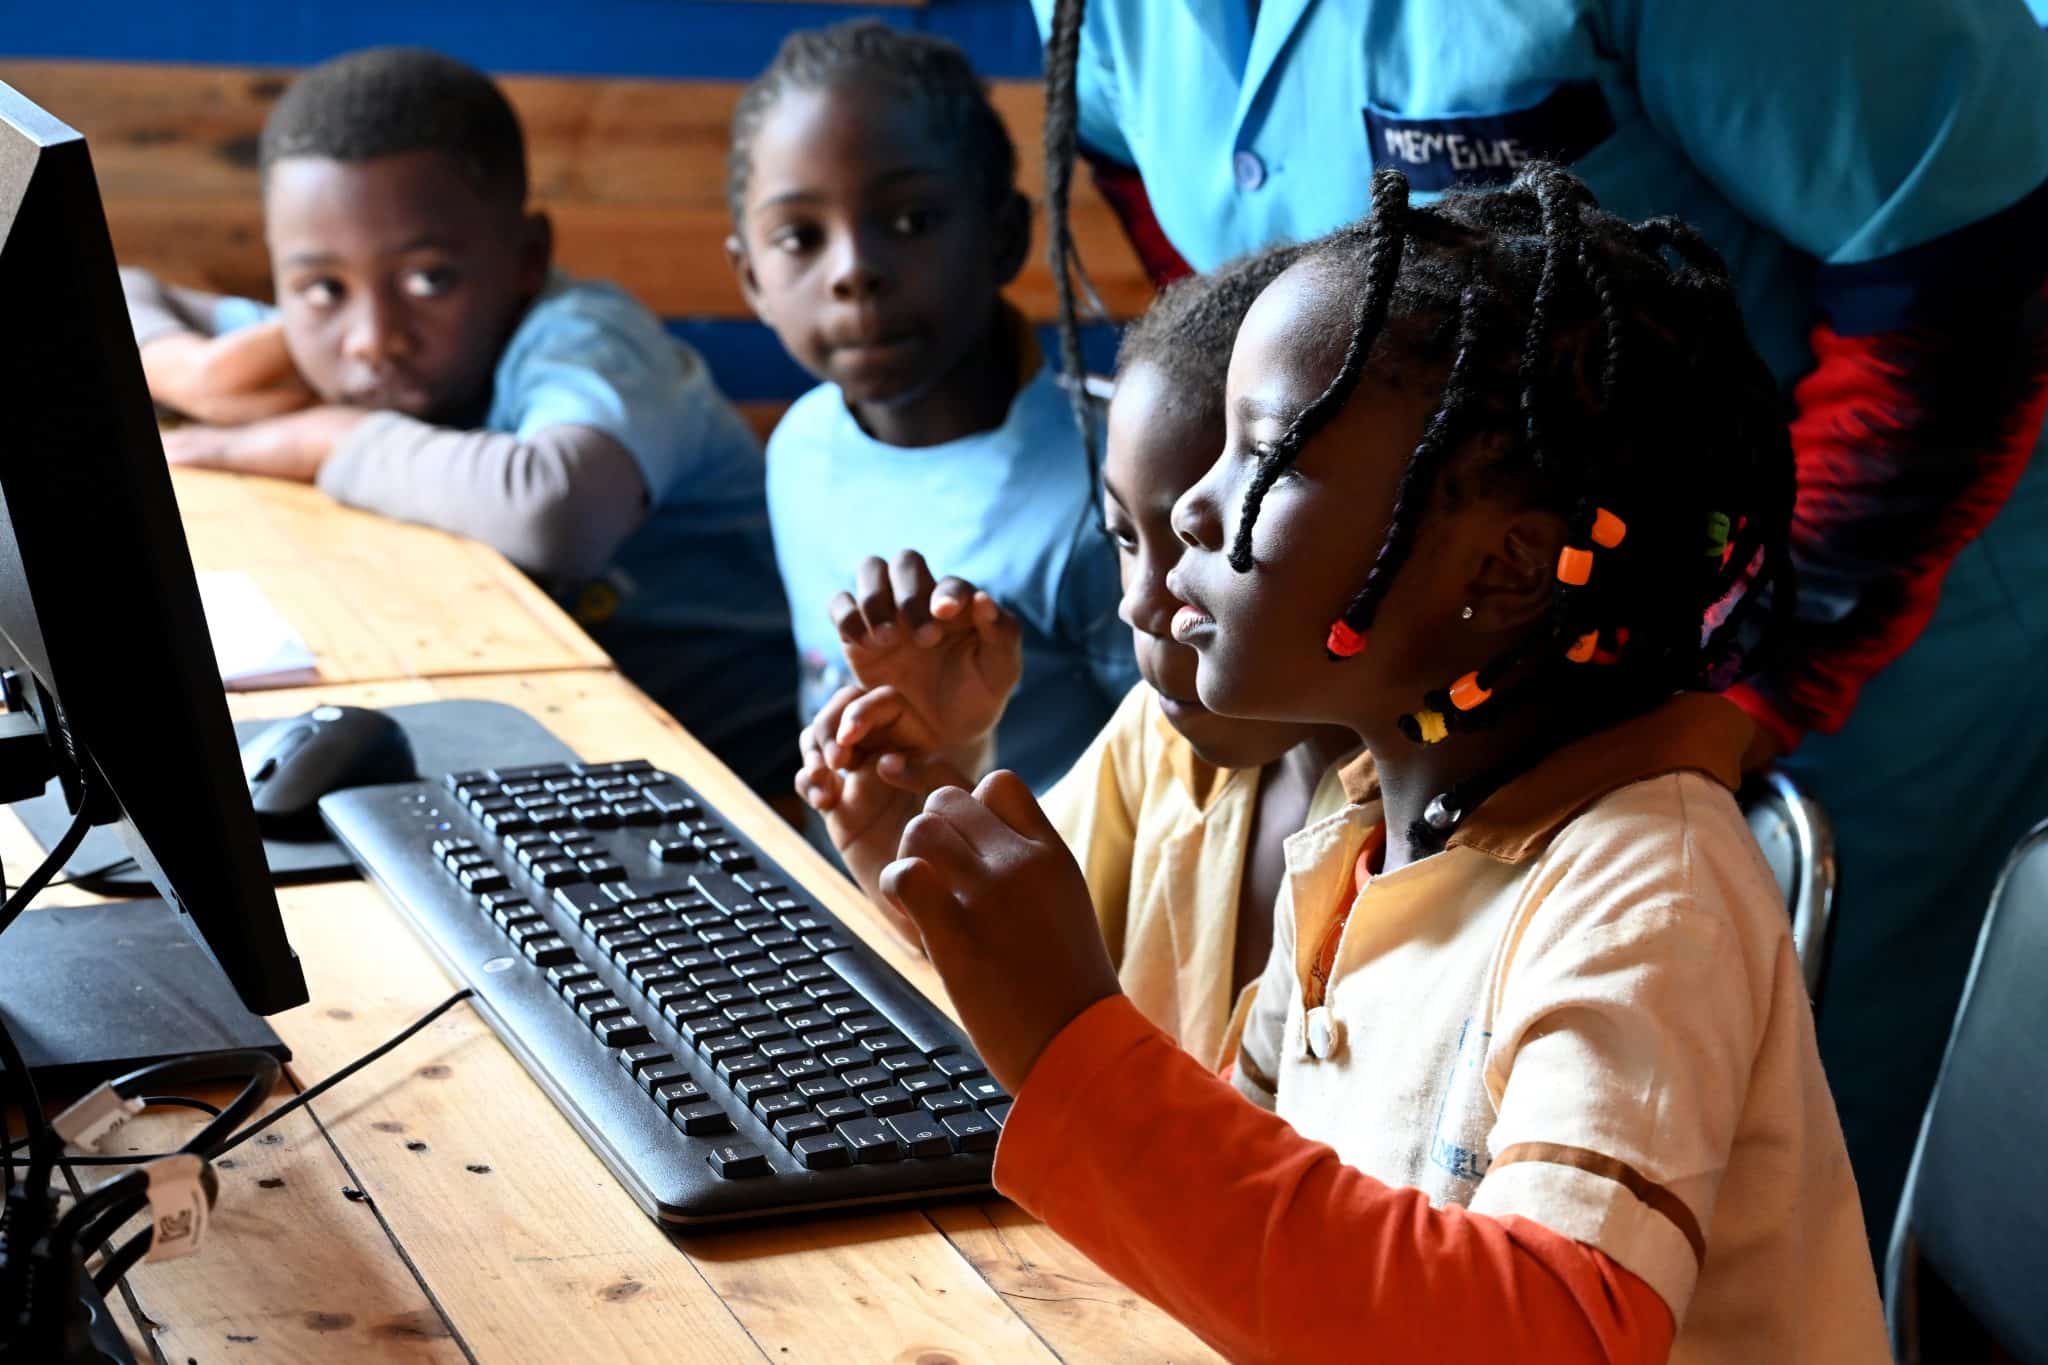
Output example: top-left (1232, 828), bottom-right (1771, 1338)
top-left (196, 571), bottom-right (319, 690)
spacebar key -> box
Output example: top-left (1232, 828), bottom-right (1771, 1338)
top-left (823, 950), bottom-right (965, 1058)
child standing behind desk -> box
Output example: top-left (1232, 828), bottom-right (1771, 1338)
top-left (725, 21), bottom-right (1135, 792)
top-left (121, 48), bottom-right (797, 795)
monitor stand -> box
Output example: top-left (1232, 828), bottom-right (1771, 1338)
top-left (0, 899), bottom-right (288, 1094)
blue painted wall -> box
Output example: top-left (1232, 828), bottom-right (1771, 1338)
top-left (2, 0), bottom-right (1047, 82)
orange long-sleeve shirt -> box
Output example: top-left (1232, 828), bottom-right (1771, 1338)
top-left (993, 994), bottom-right (1675, 1365)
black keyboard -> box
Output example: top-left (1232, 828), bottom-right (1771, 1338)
top-left (318, 760), bottom-right (1007, 1225)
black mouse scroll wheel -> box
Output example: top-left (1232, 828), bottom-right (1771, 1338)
top-left (252, 757), bottom-right (278, 784)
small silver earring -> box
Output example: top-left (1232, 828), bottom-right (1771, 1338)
top-left (1459, 605), bottom-right (1475, 621)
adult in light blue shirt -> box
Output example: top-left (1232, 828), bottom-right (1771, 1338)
top-left (1030, 0), bottom-right (2048, 1259)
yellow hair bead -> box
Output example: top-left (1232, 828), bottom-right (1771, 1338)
top-left (1415, 708), bottom-right (1448, 744)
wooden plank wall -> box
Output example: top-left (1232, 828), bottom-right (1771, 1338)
top-left (0, 60), bottom-right (1149, 436)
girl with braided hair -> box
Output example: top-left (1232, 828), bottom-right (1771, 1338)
top-left (878, 167), bottom-right (1888, 1362)
top-left (1037, 0), bottom-right (2048, 1254)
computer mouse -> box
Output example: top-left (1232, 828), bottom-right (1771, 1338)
top-left (241, 705), bottom-right (417, 830)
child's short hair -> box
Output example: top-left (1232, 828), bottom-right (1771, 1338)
top-left (1116, 243), bottom-right (1304, 423)
top-left (726, 19), bottom-right (1016, 222)
top-left (259, 47), bottom-right (528, 206)
top-left (1237, 164), bottom-right (1793, 752)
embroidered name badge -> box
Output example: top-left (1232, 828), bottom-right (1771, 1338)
top-left (1364, 81), bottom-right (1616, 192)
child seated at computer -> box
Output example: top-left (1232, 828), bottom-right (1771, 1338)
top-left (875, 167), bottom-right (1890, 1361)
top-left (120, 48), bottom-right (797, 795)
top-left (724, 20), bottom-right (1135, 792)
top-left (796, 247), bottom-right (1359, 1070)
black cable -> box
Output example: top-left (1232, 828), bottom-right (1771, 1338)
top-left (0, 1009), bottom-right (57, 1205)
top-left (136, 1096), bottom-right (221, 1119)
top-left (44, 856), bottom-right (138, 891)
top-left (0, 796), bottom-right (94, 941)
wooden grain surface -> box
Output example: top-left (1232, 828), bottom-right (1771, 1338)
top-left (170, 467), bottom-right (611, 687)
top-left (0, 60), bottom-right (1153, 325)
top-left (1, 668), bottom-right (1213, 1363)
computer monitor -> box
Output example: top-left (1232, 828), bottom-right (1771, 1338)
top-left (0, 82), bottom-right (308, 1023)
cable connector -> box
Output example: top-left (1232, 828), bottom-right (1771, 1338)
top-left (50, 1086), bottom-right (143, 1155)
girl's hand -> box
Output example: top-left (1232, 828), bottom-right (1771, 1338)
top-left (796, 684), bottom-right (970, 931)
top-left (881, 771), bottom-right (1121, 1093)
top-left (161, 406), bottom-right (368, 483)
top-left (829, 550), bottom-right (1022, 766)
top-left (142, 321), bottom-right (317, 425)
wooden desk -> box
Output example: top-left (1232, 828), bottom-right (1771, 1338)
top-left (3, 650), bottom-right (1216, 1355)
top-left (172, 467), bottom-right (609, 686)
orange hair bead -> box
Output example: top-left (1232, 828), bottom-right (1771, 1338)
top-left (1325, 620), bottom-right (1368, 658)
top-left (1448, 671), bottom-right (1492, 711)
top-left (1557, 546), bottom-right (1594, 586)
top-left (1591, 507), bottom-right (1626, 548)
top-left (1566, 630), bottom-right (1599, 663)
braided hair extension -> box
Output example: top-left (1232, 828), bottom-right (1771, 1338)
top-left (1232, 163), bottom-right (1794, 848)
top-left (1042, 0), bottom-right (1101, 464)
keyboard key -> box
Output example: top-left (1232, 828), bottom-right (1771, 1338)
top-left (646, 980), bottom-right (696, 1012)
top-left (746, 975), bottom-right (795, 1000)
top-left (547, 963), bottom-right (598, 993)
top-left (942, 1111), bottom-right (1000, 1153)
top-left (645, 788), bottom-right (699, 817)
top-left (617, 1044), bottom-right (674, 1076)
top-left (584, 913), bottom-right (634, 940)
top-left (768, 947), bottom-right (817, 969)
top-left (920, 1091), bottom-right (974, 1118)
top-left (932, 1054), bottom-right (985, 1082)
top-left (675, 1104), bottom-right (734, 1137)
top-left (599, 929), bottom-right (653, 957)
top-left (495, 905), bottom-right (543, 933)
top-left (803, 1029), bottom-right (855, 1052)
top-left (638, 1061), bottom-right (694, 1092)
top-left (836, 1118), bottom-right (904, 1164)
top-left (820, 1047), bottom-right (869, 1072)
top-left (531, 808), bottom-right (576, 832)
top-left (700, 1034), bottom-right (753, 1063)
top-left (559, 839), bottom-right (603, 861)
top-left (460, 867), bottom-right (511, 894)
top-left (593, 1017), bottom-right (652, 1048)
top-left (816, 1096), bottom-right (867, 1125)
top-left (823, 950), bottom-right (964, 1058)
top-left (630, 960), bottom-right (683, 993)
top-left (859, 1030), bottom-right (915, 1057)
top-left (563, 979), bottom-right (611, 1009)
top-left (751, 929), bottom-right (797, 951)
top-left (777, 1055), bottom-right (827, 1081)
top-left (754, 1093), bottom-right (807, 1124)
top-left (577, 994), bottom-right (629, 1025)
top-left (679, 1013), bottom-right (735, 1046)
top-left (696, 924), bottom-right (744, 946)
top-left (585, 759), bottom-right (655, 777)
top-left (886, 1111), bottom-right (952, 1158)
top-left (614, 944), bottom-right (664, 973)
top-left (899, 1071), bottom-right (950, 1096)
top-left (670, 949), bottom-right (723, 974)
top-left (820, 997), bottom-right (863, 1019)
top-left (662, 993), bottom-right (717, 1025)
top-left (780, 911), bottom-right (828, 936)
top-left (770, 995), bottom-right (817, 1018)
top-left (787, 962), bottom-right (836, 987)
top-left (986, 1102), bottom-right (1012, 1127)
top-left (523, 936), bottom-right (576, 967)
top-left (740, 1019), bottom-right (792, 1044)
top-left (613, 800), bottom-right (660, 826)
top-left (759, 892), bottom-right (804, 912)
top-left (711, 941), bottom-right (764, 964)
top-left (709, 848), bottom-right (756, 872)
top-left (707, 1143), bottom-right (768, 1178)
top-left (841, 1014), bottom-right (888, 1038)
top-left (543, 776), bottom-right (585, 795)
top-left (734, 1072), bottom-right (789, 1104)
top-left (880, 1052), bottom-right (928, 1077)
top-left (587, 774), bottom-right (633, 792)
top-left (714, 1049), bottom-right (773, 1082)
top-left (677, 908), bottom-right (727, 932)
top-left (572, 804), bottom-right (619, 828)
top-left (795, 1075), bottom-right (847, 1103)
top-left (842, 1067), bottom-right (892, 1091)
top-left (858, 1086), bottom-right (915, 1117)
top-left (793, 1132), bottom-right (852, 1170)
top-left (494, 762), bottom-right (574, 782)
top-left (533, 859), bottom-right (581, 887)
top-left (652, 1079), bottom-right (707, 1113)
top-left (481, 809), bottom-right (533, 836)
top-left (774, 1112), bottom-right (830, 1145)
top-left (962, 1078), bottom-right (1010, 1108)
top-left (651, 837), bottom-right (702, 867)
top-left (701, 984), bottom-right (751, 1007)
top-left (580, 858), bottom-right (627, 882)
top-left (732, 912), bottom-right (778, 934)
top-left (732, 959), bottom-right (781, 982)
top-left (721, 1001), bottom-right (772, 1025)
top-left (508, 920), bottom-right (556, 949)
top-left (554, 886), bottom-right (615, 923)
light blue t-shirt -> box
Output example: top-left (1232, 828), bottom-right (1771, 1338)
top-left (766, 356), bottom-right (1138, 792)
top-left (1032, 0), bottom-right (2048, 388)
top-left (220, 275), bottom-right (797, 791)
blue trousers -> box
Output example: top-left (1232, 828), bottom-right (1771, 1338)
top-left (1786, 448), bottom-right (2048, 1269)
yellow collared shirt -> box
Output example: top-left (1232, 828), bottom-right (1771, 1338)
top-left (1042, 683), bottom-right (1351, 1071)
